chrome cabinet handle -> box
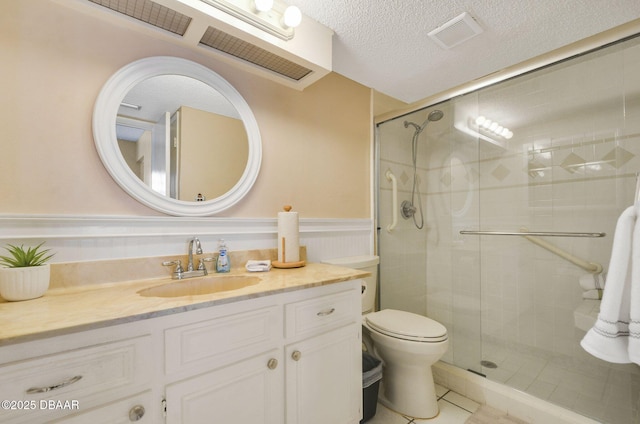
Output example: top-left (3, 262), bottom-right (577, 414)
top-left (317, 307), bottom-right (335, 317)
top-left (26, 375), bottom-right (83, 394)
top-left (291, 350), bottom-right (302, 361)
top-left (267, 358), bottom-right (278, 370)
top-left (129, 405), bottom-right (145, 421)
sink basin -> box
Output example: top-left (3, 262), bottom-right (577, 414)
top-left (138, 275), bottom-right (261, 298)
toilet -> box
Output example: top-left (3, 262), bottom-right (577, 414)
top-left (322, 255), bottom-right (449, 420)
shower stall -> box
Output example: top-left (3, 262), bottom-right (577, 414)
top-left (376, 34), bottom-right (640, 423)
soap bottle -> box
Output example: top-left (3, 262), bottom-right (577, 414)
top-left (216, 239), bottom-right (230, 273)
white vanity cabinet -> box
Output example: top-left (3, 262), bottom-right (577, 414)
top-left (0, 323), bottom-right (156, 424)
top-left (162, 303), bottom-right (284, 423)
top-left (284, 288), bottom-right (362, 424)
top-left (162, 280), bottom-right (362, 424)
top-left (0, 278), bottom-right (362, 424)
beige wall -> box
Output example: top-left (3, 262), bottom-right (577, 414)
top-left (1, 0), bottom-right (372, 218)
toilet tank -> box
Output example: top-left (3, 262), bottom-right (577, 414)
top-left (321, 255), bottom-right (379, 314)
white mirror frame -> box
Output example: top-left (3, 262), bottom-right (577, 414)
top-left (93, 56), bottom-right (261, 216)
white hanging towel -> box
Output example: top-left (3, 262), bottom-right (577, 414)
top-left (629, 208), bottom-right (640, 365)
top-left (580, 205), bottom-right (638, 364)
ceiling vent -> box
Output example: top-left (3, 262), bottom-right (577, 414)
top-left (88, 0), bottom-right (192, 35)
top-left (428, 12), bottom-right (483, 50)
top-left (78, 0), bottom-right (331, 89)
top-left (199, 27), bottom-right (313, 81)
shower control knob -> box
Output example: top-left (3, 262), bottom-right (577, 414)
top-left (291, 350), bottom-right (302, 361)
top-left (128, 405), bottom-right (145, 421)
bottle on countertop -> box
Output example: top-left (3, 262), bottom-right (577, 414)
top-left (216, 239), bottom-right (230, 273)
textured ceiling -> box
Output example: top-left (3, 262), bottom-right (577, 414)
top-left (288, 0), bottom-right (640, 103)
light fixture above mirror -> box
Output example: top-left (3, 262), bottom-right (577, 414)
top-left (199, 0), bottom-right (302, 40)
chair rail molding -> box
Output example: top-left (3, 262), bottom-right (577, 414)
top-left (0, 215), bottom-right (373, 263)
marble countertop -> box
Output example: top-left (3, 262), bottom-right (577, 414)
top-left (0, 263), bottom-right (367, 346)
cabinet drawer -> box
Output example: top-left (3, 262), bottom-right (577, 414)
top-left (285, 288), bottom-right (359, 339)
top-left (0, 336), bottom-right (152, 424)
top-left (50, 391), bottom-right (154, 423)
top-left (165, 305), bottom-right (280, 376)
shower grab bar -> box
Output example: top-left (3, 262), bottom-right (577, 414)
top-left (460, 228), bottom-right (604, 273)
top-left (522, 233), bottom-right (603, 274)
top-left (459, 230), bottom-right (605, 238)
top-left (385, 170), bottom-right (397, 232)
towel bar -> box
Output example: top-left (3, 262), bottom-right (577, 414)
top-left (459, 230), bottom-right (605, 238)
top-left (460, 228), bottom-right (604, 273)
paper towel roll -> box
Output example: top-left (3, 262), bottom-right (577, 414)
top-left (278, 205), bottom-right (299, 263)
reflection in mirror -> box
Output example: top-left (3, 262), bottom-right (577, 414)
top-left (115, 75), bottom-right (248, 202)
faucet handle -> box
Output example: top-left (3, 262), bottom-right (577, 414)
top-left (198, 257), bottom-right (214, 271)
top-left (162, 260), bottom-right (184, 273)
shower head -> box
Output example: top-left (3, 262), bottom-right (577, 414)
top-left (427, 110), bottom-right (444, 122)
top-left (404, 109), bottom-right (444, 134)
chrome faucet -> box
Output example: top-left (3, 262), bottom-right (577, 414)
top-left (187, 237), bottom-right (203, 272)
top-left (162, 237), bottom-right (213, 280)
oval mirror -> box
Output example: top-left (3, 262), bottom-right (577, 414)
top-left (93, 56), bottom-right (261, 216)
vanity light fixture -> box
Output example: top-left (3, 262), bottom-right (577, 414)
top-left (473, 116), bottom-right (513, 139)
top-left (199, 0), bottom-right (302, 40)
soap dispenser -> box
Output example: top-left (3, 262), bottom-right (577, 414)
top-left (216, 239), bottom-right (230, 273)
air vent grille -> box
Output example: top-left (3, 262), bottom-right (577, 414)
top-left (200, 27), bottom-right (313, 81)
top-left (88, 0), bottom-right (192, 36)
top-left (428, 12), bottom-right (483, 50)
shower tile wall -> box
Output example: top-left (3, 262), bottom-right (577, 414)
top-left (378, 35), bottom-right (640, 423)
top-left (378, 116), bottom-right (430, 315)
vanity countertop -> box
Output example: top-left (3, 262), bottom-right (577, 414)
top-left (0, 263), bottom-right (367, 346)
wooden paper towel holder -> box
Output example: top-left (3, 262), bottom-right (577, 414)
top-left (273, 205), bottom-right (305, 268)
top-left (272, 236), bottom-right (306, 268)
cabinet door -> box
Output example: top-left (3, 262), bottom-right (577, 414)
top-left (286, 324), bottom-right (361, 424)
top-left (165, 349), bottom-right (283, 424)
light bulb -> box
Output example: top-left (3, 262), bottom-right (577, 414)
top-left (254, 0), bottom-right (273, 12)
top-left (482, 119), bottom-right (492, 129)
top-left (475, 116), bottom-right (486, 126)
top-left (283, 5), bottom-right (302, 28)
top-left (489, 122), bottom-right (498, 131)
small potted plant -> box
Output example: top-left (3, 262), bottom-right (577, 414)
top-left (0, 242), bottom-right (55, 301)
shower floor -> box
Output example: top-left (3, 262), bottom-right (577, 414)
top-left (479, 338), bottom-right (640, 424)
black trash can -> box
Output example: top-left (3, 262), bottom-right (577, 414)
top-left (361, 351), bottom-right (383, 423)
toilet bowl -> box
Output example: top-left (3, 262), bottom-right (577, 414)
top-left (363, 309), bottom-right (448, 419)
top-left (321, 255), bottom-right (449, 420)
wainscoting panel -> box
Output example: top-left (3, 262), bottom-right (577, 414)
top-left (0, 215), bottom-right (374, 263)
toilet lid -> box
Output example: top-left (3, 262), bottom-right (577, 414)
top-left (365, 309), bottom-right (448, 342)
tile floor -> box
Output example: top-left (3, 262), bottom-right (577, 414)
top-left (364, 384), bottom-right (479, 424)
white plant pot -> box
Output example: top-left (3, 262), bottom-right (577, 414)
top-left (0, 264), bottom-right (50, 301)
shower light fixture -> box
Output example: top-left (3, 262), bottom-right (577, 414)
top-left (474, 116), bottom-right (513, 139)
top-left (199, 0), bottom-right (302, 40)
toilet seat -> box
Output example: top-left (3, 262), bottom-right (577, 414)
top-left (365, 309), bottom-right (447, 343)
